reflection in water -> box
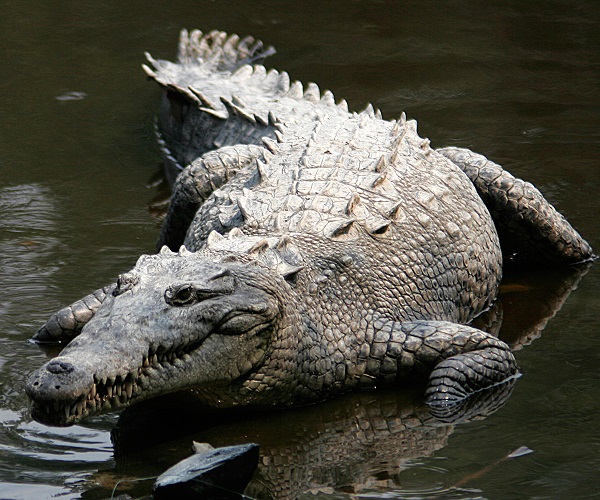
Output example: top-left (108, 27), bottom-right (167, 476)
top-left (104, 382), bottom-right (515, 499)
top-left (471, 262), bottom-right (593, 349)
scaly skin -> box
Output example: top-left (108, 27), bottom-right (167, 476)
top-left (26, 30), bottom-right (592, 426)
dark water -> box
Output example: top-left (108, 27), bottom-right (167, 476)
top-left (1, 1), bottom-right (599, 498)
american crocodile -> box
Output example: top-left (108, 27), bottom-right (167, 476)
top-left (26, 29), bottom-right (593, 426)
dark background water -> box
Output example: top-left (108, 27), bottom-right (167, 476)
top-left (1, 1), bottom-right (599, 498)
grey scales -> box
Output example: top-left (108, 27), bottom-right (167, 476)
top-left (26, 29), bottom-right (594, 426)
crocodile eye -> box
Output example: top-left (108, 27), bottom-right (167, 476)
top-left (164, 284), bottom-right (196, 306)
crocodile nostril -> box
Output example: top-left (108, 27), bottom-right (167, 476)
top-left (46, 360), bottom-right (75, 375)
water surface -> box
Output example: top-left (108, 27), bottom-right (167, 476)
top-left (1, 1), bottom-right (599, 498)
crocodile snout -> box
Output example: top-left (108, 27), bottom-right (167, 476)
top-left (46, 360), bottom-right (75, 375)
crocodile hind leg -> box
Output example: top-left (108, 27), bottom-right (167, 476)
top-left (437, 147), bottom-right (594, 264)
top-left (157, 144), bottom-right (269, 250)
top-left (33, 285), bottom-right (115, 343)
top-left (365, 319), bottom-right (519, 408)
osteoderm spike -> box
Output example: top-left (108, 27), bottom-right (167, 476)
top-left (167, 83), bottom-right (191, 100)
top-left (330, 220), bottom-right (356, 238)
top-left (321, 90), bottom-right (335, 106)
top-left (262, 137), bottom-right (278, 153)
top-left (206, 230), bottom-right (225, 247)
top-left (337, 99), bottom-right (349, 112)
top-left (228, 227), bottom-right (244, 239)
top-left (255, 114), bottom-right (268, 126)
top-left (274, 121), bottom-right (286, 133)
top-left (256, 158), bottom-right (268, 181)
top-left (200, 107), bottom-right (227, 120)
top-left (304, 82), bottom-right (320, 102)
top-left (227, 227), bottom-right (244, 240)
top-left (345, 193), bottom-right (361, 215)
top-left (177, 29), bottom-right (189, 59)
top-left (261, 150), bottom-right (274, 163)
top-left (275, 234), bottom-right (292, 251)
top-left (372, 172), bottom-right (387, 188)
top-left (248, 239), bottom-right (270, 255)
top-left (289, 81), bottom-right (303, 99)
top-left (241, 109), bottom-right (257, 124)
top-left (231, 64), bottom-right (254, 80)
top-left (368, 220), bottom-right (392, 235)
top-left (374, 155), bottom-right (387, 173)
top-left (221, 97), bottom-right (255, 123)
top-left (159, 245), bottom-right (173, 255)
top-left (264, 68), bottom-right (280, 87)
top-left (178, 245), bottom-right (192, 256)
top-left (223, 33), bottom-right (240, 52)
top-left (279, 263), bottom-right (304, 281)
top-left (388, 202), bottom-right (405, 220)
top-left (277, 71), bottom-right (291, 92)
top-left (231, 95), bottom-right (245, 107)
top-left (237, 35), bottom-right (254, 51)
top-left (144, 51), bottom-right (158, 66)
top-left (268, 111), bottom-right (278, 126)
top-left (237, 196), bottom-right (251, 220)
top-left (252, 65), bottom-right (267, 80)
top-left (141, 64), bottom-right (157, 78)
top-left (220, 97), bottom-right (237, 113)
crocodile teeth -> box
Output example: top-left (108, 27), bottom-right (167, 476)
top-left (125, 381), bottom-right (133, 399)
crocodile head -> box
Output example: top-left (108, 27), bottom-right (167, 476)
top-left (26, 246), bottom-right (290, 426)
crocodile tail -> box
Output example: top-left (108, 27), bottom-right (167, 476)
top-left (177, 29), bottom-right (276, 71)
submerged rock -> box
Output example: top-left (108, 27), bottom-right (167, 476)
top-left (153, 442), bottom-right (259, 499)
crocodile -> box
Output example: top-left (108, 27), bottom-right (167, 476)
top-left (26, 29), bottom-right (593, 426)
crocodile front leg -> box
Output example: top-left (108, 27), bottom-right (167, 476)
top-left (33, 285), bottom-right (115, 343)
top-left (437, 147), bottom-right (593, 264)
top-left (365, 319), bottom-right (518, 407)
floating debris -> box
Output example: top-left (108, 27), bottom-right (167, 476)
top-left (55, 91), bottom-right (88, 101)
